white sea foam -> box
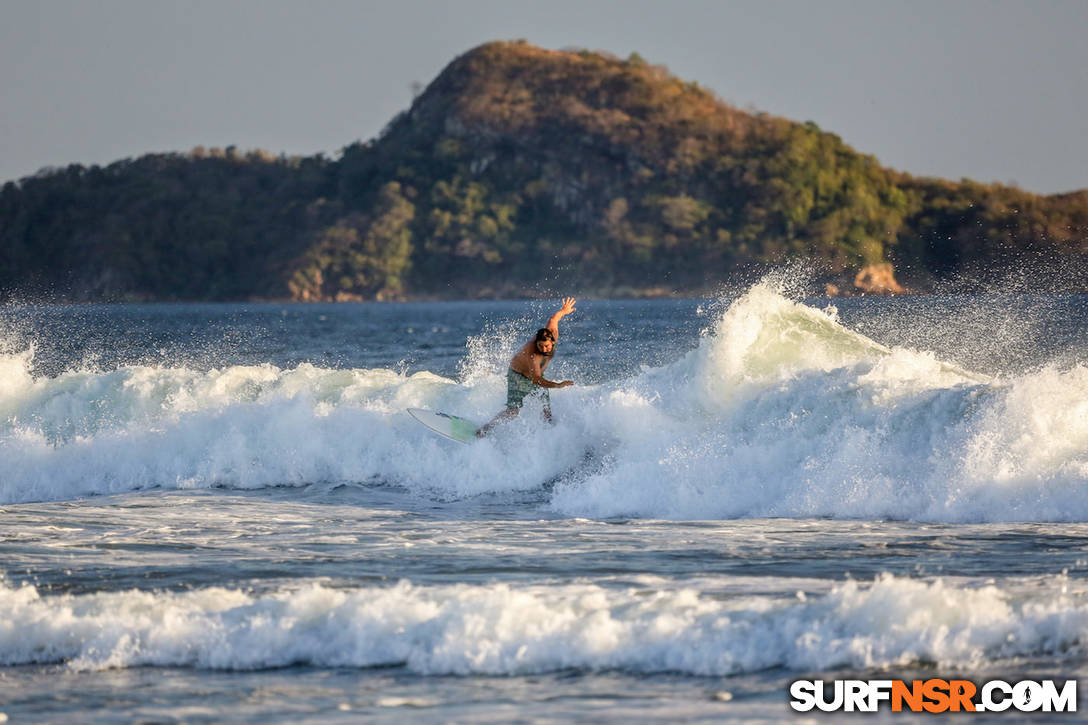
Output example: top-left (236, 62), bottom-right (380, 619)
top-left (551, 285), bottom-right (1087, 522)
top-left (1, 574), bottom-right (1085, 674)
top-left (1, 283), bottom-right (1086, 521)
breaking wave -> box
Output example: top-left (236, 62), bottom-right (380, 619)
top-left (2, 574), bottom-right (1085, 674)
top-left (1, 284), bottom-right (1086, 521)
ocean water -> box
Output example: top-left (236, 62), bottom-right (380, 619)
top-left (1, 284), bottom-right (1087, 722)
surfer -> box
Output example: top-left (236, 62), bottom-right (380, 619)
top-left (476, 297), bottom-right (577, 437)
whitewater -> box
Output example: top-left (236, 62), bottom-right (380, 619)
top-left (1, 285), bottom-right (1087, 721)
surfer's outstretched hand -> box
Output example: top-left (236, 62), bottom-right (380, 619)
top-left (547, 298), bottom-right (577, 335)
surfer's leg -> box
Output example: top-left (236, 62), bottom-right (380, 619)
top-left (477, 408), bottom-right (518, 437)
top-left (478, 371), bottom-right (529, 437)
top-left (540, 389), bottom-right (553, 424)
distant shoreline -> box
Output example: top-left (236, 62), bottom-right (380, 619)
top-left (2, 42), bottom-right (1085, 304)
top-left (6, 285), bottom-right (1087, 307)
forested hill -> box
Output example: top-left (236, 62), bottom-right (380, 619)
top-left (2, 40), bottom-right (1086, 302)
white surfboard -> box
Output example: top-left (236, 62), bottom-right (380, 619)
top-left (407, 408), bottom-right (481, 444)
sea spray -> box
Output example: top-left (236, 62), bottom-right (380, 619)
top-left (548, 285), bottom-right (1082, 521)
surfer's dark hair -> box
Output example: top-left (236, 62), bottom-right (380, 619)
top-left (535, 328), bottom-right (555, 355)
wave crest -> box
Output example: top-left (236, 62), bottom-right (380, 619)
top-left (1, 285), bottom-right (1086, 521)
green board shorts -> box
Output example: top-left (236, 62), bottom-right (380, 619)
top-left (506, 368), bottom-right (550, 409)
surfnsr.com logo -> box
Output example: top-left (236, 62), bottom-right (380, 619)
top-left (790, 679), bottom-right (1077, 713)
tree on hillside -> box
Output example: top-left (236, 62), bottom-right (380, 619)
top-left (287, 182), bottom-right (415, 301)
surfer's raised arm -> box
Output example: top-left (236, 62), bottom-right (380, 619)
top-left (546, 297), bottom-right (577, 339)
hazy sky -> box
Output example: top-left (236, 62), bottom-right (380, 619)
top-left (2, 0), bottom-right (1086, 193)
